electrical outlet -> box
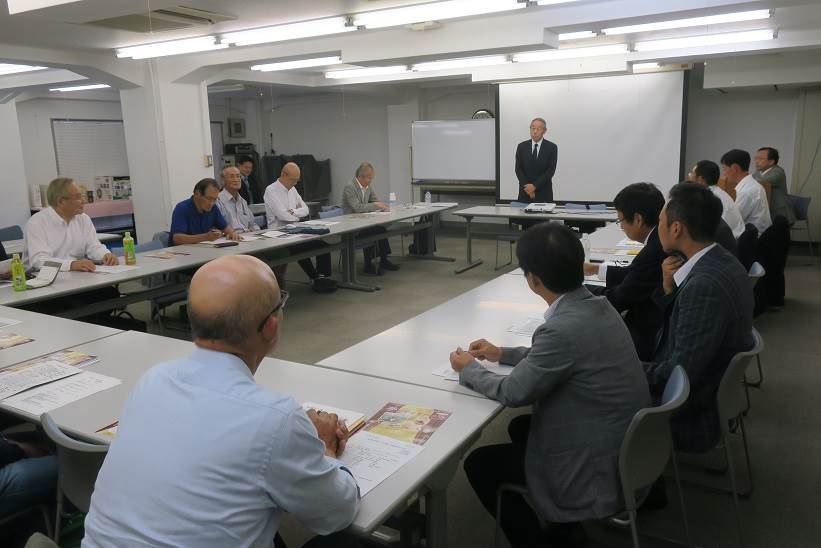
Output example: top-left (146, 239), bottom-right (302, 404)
top-left (204, 154), bottom-right (213, 167)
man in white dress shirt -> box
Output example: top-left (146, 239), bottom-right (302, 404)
top-left (690, 160), bottom-right (745, 238)
top-left (24, 177), bottom-right (117, 271)
top-left (83, 255), bottom-right (361, 548)
top-left (721, 149), bottom-right (772, 235)
top-left (217, 166), bottom-right (260, 232)
top-left (264, 162), bottom-right (333, 286)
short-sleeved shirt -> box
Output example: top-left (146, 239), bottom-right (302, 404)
top-left (169, 197), bottom-right (227, 244)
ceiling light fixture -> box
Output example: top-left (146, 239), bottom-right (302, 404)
top-left (559, 31), bottom-right (597, 40)
top-left (6, 0), bottom-right (81, 15)
top-left (536, 0), bottom-right (580, 5)
top-left (513, 44), bottom-right (628, 63)
top-left (603, 9), bottom-right (771, 35)
top-left (116, 36), bottom-right (226, 59)
top-left (353, 0), bottom-right (525, 30)
top-left (251, 56), bottom-right (342, 72)
top-left (223, 17), bottom-right (353, 47)
top-left (49, 84), bottom-right (111, 92)
top-left (413, 55), bottom-right (510, 72)
top-left (634, 29), bottom-right (776, 52)
top-left (325, 65), bottom-right (409, 79)
top-left (632, 62), bottom-right (661, 71)
top-left (0, 63), bottom-right (48, 76)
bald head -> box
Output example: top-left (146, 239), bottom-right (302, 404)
top-left (188, 255), bottom-right (281, 348)
top-left (279, 162), bottom-right (301, 189)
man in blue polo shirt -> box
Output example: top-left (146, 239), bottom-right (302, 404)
top-left (170, 178), bottom-right (241, 245)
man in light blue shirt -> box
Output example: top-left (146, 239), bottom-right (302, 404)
top-left (83, 255), bottom-right (360, 548)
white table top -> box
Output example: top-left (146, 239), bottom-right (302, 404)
top-left (319, 273), bottom-right (543, 397)
top-left (0, 305), bottom-right (120, 368)
top-left (455, 205), bottom-right (618, 223)
top-left (44, 331), bottom-right (500, 535)
top-left (0, 205), bottom-right (455, 308)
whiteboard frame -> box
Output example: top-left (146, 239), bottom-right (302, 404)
top-left (410, 119), bottom-right (497, 182)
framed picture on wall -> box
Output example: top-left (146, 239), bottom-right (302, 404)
top-left (228, 118), bottom-right (246, 138)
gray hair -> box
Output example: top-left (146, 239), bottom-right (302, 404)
top-left (189, 288), bottom-right (277, 346)
top-left (355, 162), bottom-right (374, 178)
top-left (531, 118), bottom-right (547, 129)
top-left (47, 177), bottom-right (75, 207)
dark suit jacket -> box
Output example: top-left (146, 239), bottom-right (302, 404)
top-left (715, 218), bottom-right (738, 257)
top-left (601, 227), bottom-right (666, 361)
top-left (646, 244), bottom-right (753, 453)
top-left (515, 139), bottom-right (558, 203)
top-left (460, 287), bottom-right (650, 522)
top-left (0, 240), bottom-right (6, 262)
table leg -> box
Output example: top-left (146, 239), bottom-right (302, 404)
top-left (338, 233), bottom-right (380, 292)
top-left (455, 215), bottom-right (483, 273)
top-left (407, 214), bottom-right (455, 263)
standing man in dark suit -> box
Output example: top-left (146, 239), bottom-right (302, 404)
top-left (236, 155), bottom-right (255, 204)
top-left (515, 118), bottom-right (558, 203)
top-left (583, 182), bottom-right (666, 360)
top-left (646, 183), bottom-right (754, 453)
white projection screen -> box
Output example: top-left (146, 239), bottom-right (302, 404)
top-left (498, 72), bottom-right (685, 202)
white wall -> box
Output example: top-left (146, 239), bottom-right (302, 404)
top-left (208, 96), bottom-right (265, 152)
top-left (421, 85), bottom-right (496, 120)
top-left (263, 94), bottom-right (390, 205)
top-left (794, 90), bottom-right (821, 243)
top-left (16, 97), bottom-right (123, 192)
top-left (0, 100), bottom-right (31, 229)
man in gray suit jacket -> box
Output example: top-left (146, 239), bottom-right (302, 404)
top-left (341, 162), bottom-right (399, 275)
top-left (753, 147), bottom-right (795, 225)
top-left (647, 184), bottom-right (754, 453)
top-left (450, 223), bottom-right (650, 547)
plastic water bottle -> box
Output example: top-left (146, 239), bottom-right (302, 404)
top-left (123, 231), bottom-right (137, 265)
top-left (424, 191), bottom-right (432, 204)
top-left (581, 233), bottom-right (591, 261)
top-left (11, 254), bottom-right (26, 292)
top-left (389, 192), bottom-right (397, 210)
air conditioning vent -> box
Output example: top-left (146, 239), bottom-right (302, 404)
top-left (86, 6), bottom-right (235, 33)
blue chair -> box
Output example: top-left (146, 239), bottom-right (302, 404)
top-left (0, 225), bottom-right (23, 241)
top-left (787, 194), bottom-right (813, 256)
top-left (254, 214), bottom-right (267, 230)
top-left (319, 207), bottom-right (344, 219)
top-left (148, 231), bottom-right (188, 333)
top-left (111, 240), bottom-right (163, 257)
top-left (496, 202), bottom-right (529, 269)
top-left (152, 231), bottom-right (170, 248)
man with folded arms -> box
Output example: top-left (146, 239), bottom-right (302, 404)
top-left (83, 255), bottom-right (360, 548)
top-left (169, 178), bottom-right (240, 245)
top-left (450, 223), bottom-right (650, 548)
top-left (24, 177), bottom-right (118, 272)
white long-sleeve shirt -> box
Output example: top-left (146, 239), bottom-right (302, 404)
top-left (264, 180), bottom-right (309, 228)
top-left (734, 174), bottom-right (772, 235)
top-left (23, 207), bottom-right (110, 271)
top-left (709, 185), bottom-right (745, 239)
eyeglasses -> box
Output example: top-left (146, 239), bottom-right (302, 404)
top-left (257, 290), bottom-right (289, 332)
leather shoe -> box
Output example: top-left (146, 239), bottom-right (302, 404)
top-left (380, 259), bottom-right (400, 271)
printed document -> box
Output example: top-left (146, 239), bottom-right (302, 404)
top-left (3, 372), bottom-right (121, 414)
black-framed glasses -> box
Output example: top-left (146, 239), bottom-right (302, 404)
top-left (257, 290), bottom-right (289, 332)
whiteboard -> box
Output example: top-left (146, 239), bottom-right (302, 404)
top-left (412, 119), bottom-right (495, 181)
top-left (52, 119), bottom-right (130, 187)
top-left (498, 72), bottom-right (684, 202)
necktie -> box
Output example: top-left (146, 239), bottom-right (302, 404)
top-left (532, 143), bottom-right (539, 160)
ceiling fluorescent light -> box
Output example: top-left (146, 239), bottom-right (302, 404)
top-left (251, 56), bottom-right (342, 72)
top-left (49, 84), bottom-right (111, 92)
top-left (559, 31), bottom-right (597, 40)
top-left (634, 29), bottom-right (775, 52)
top-left (603, 9), bottom-right (771, 35)
top-left (413, 55), bottom-right (509, 72)
top-left (0, 63), bottom-right (48, 76)
top-left (353, 0), bottom-right (524, 30)
top-left (513, 44), bottom-right (627, 63)
top-left (632, 62), bottom-right (661, 71)
top-left (537, 0), bottom-right (580, 5)
top-left (325, 66), bottom-right (409, 79)
top-left (223, 17), bottom-right (353, 47)
top-left (116, 36), bottom-right (226, 59)
top-left (7, 0), bottom-right (81, 14)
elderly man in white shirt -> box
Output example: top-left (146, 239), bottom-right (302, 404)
top-left (217, 165), bottom-right (260, 232)
top-left (24, 178), bottom-right (117, 272)
top-left (263, 162), bottom-right (333, 286)
top-left (720, 149), bottom-right (772, 235)
top-left (690, 160), bottom-right (745, 239)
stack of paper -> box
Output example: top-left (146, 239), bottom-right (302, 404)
top-left (3, 372), bottom-right (122, 415)
top-left (508, 317), bottom-right (544, 337)
top-left (0, 360), bottom-right (83, 399)
top-left (93, 264), bottom-right (140, 274)
top-left (432, 360), bottom-right (514, 381)
top-left (0, 333), bottom-right (34, 350)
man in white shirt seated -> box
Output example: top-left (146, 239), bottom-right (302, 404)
top-left (721, 149), bottom-right (772, 235)
top-left (82, 255), bottom-right (361, 548)
top-left (264, 162), bottom-right (333, 288)
top-left (690, 160), bottom-right (745, 239)
top-left (217, 165), bottom-right (260, 232)
top-left (24, 177), bottom-right (118, 272)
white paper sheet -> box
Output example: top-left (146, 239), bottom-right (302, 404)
top-left (301, 220), bottom-right (340, 227)
top-left (432, 359), bottom-right (515, 381)
top-left (340, 431), bottom-right (423, 496)
top-left (0, 361), bottom-right (82, 400)
top-left (617, 238), bottom-right (644, 248)
top-left (0, 317), bottom-right (22, 329)
top-left (261, 231), bottom-right (299, 239)
top-left (507, 317), bottom-right (544, 337)
top-left (302, 402), bottom-right (365, 431)
top-left (583, 274), bottom-right (606, 287)
top-left (93, 264), bottom-right (140, 274)
top-left (3, 371), bottom-right (121, 414)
